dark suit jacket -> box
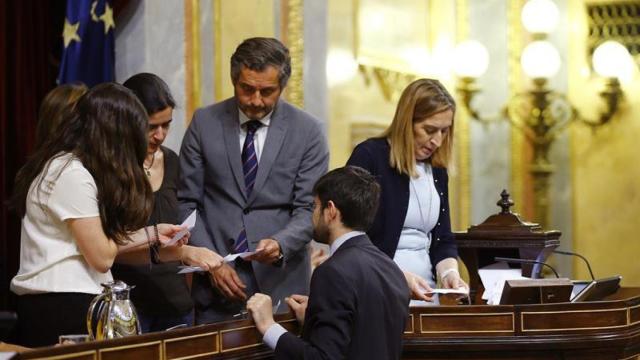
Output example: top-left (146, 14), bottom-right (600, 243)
top-left (275, 234), bottom-right (410, 360)
top-left (346, 138), bottom-right (458, 277)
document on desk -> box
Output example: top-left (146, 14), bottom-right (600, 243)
top-left (167, 210), bottom-right (197, 246)
top-left (479, 262), bottom-right (527, 305)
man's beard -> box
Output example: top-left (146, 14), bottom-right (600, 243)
top-left (312, 222), bottom-right (329, 245)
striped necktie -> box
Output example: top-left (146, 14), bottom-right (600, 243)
top-left (234, 120), bottom-right (262, 253)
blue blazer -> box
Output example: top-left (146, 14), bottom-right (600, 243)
top-left (347, 138), bottom-right (458, 277)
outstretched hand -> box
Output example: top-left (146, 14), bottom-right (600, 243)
top-left (404, 271), bottom-right (434, 301)
top-left (209, 263), bottom-right (247, 300)
top-left (180, 245), bottom-right (223, 271)
top-left (156, 224), bottom-right (190, 247)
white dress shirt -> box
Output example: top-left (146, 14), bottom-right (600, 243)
top-left (238, 109), bottom-right (271, 162)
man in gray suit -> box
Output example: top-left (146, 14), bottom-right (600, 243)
top-left (178, 37), bottom-right (329, 323)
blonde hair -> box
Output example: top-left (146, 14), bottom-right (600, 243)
top-left (381, 78), bottom-right (455, 177)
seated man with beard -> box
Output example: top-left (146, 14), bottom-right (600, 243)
top-left (247, 166), bottom-right (410, 360)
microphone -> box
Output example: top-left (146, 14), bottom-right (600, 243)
top-left (494, 257), bottom-right (560, 278)
top-left (553, 249), bottom-right (595, 280)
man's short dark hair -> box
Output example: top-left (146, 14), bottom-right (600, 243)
top-left (313, 166), bottom-right (380, 231)
top-left (230, 37), bottom-right (291, 89)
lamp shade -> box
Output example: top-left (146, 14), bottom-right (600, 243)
top-left (326, 49), bottom-right (358, 87)
top-left (592, 41), bottom-right (634, 82)
top-left (521, 0), bottom-right (559, 34)
top-left (453, 40), bottom-right (490, 78)
top-left (521, 41), bottom-right (561, 79)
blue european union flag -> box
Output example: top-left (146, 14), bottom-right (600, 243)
top-left (57, 0), bottom-right (115, 87)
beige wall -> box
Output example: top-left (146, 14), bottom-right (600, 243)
top-left (568, 0), bottom-right (640, 286)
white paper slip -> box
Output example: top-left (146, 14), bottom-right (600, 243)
top-left (478, 262), bottom-right (527, 305)
top-left (177, 265), bottom-right (206, 274)
top-left (167, 210), bottom-right (197, 246)
top-left (426, 287), bottom-right (469, 295)
top-left (223, 248), bottom-right (265, 263)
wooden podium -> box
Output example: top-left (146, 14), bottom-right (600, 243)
top-left (455, 190), bottom-right (561, 303)
top-left (12, 288), bottom-right (640, 360)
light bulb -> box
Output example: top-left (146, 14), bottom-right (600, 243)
top-left (453, 40), bottom-right (490, 78)
top-left (326, 49), bottom-right (358, 87)
top-left (592, 41), bottom-right (634, 82)
top-left (520, 41), bottom-right (561, 79)
top-left (521, 0), bottom-right (559, 34)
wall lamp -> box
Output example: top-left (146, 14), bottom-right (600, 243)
top-left (452, 0), bottom-right (635, 227)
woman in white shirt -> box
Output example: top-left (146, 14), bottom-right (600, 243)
top-left (10, 83), bottom-right (222, 347)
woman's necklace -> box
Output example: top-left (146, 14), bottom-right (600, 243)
top-left (143, 151), bottom-right (156, 177)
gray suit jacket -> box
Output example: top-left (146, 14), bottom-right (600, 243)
top-left (178, 97), bottom-right (329, 309)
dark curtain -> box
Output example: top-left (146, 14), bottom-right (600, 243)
top-left (1, 1), bottom-right (66, 312)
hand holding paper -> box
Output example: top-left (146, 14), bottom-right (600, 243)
top-left (167, 210), bottom-right (197, 246)
top-left (223, 250), bottom-right (259, 263)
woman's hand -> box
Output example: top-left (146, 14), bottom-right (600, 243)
top-left (155, 224), bottom-right (190, 247)
top-left (403, 271), bottom-right (434, 301)
top-left (440, 269), bottom-right (469, 290)
top-left (180, 245), bottom-right (223, 271)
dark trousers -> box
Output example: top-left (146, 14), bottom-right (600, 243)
top-left (192, 259), bottom-right (260, 324)
top-left (16, 292), bottom-right (94, 347)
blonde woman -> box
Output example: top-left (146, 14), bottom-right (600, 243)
top-left (347, 78), bottom-right (467, 300)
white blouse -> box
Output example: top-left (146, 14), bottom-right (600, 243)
top-left (11, 153), bottom-right (113, 295)
top-left (393, 162), bottom-right (440, 287)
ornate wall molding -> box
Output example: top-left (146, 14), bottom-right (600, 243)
top-left (184, 0), bottom-right (202, 125)
top-left (281, 0), bottom-right (305, 108)
top-left (587, 1), bottom-right (640, 58)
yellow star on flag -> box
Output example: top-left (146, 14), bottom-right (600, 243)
top-left (99, 3), bottom-right (115, 34)
top-left (62, 18), bottom-right (81, 48)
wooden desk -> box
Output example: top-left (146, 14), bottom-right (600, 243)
top-left (13, 288), bottom-right (640, 360)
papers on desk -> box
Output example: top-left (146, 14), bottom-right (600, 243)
top-left (410, 287), bottom-right (469, 307)
top-left (479, 262), bottom-right (527, 305)
top-left (167, 210), bottom-right (197, 246)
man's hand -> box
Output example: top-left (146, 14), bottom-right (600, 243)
top-left (285, 294), bottom-right (308, 325)
top-left (404, 271), bottom-right (434, 301)
top-left (246, 238), bottom-right (282, 264)
top-left (247, 293), bottom-right (276, 334)
top-left (209, 263), bottom-right (247, 300)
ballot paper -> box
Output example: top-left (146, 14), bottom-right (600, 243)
top-left (176, 249), bottom-right (266, 274)
top-left (478, 262), bottom-right (527, 305)
top-left (177, 265), bottom-right (206, 274)
top-left (222, 248), bottom-right (265, 263)
top-left (426, 287), bottom-right (469, 295)
top-left (167, 210), bottom-right (197, 246)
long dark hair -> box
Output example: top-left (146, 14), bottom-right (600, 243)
top-left (122, 73), bottom-right (176, 115)
top-left (13, 83), bottom-right (153, 245)
top-left (35, 83), bottom-right (88, 149)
